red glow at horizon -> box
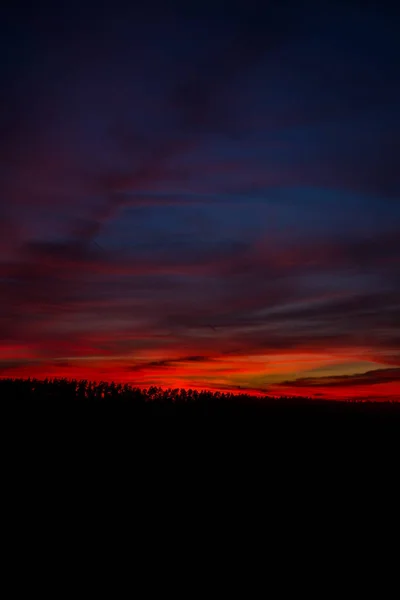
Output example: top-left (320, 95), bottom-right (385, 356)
top-left (1, 349), bottom-right (399, 401)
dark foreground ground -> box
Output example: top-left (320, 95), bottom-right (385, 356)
top-left (2, 378), bottom-right (399, 495)
top-left (2, 379), bottom-right (397, 569)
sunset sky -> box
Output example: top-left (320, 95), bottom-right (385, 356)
top-left (1, 1), bottom-right (399, 400)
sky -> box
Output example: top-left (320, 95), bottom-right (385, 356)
top-left (1, 0), bottom-right (399, 400)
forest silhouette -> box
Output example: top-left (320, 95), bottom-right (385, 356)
top-left (2, 378), bottom-right (399, 417)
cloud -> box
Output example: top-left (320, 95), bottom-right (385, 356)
top-left (127, 355), bottom-right (211, 373)
top-left (279, 368), bottom-right (400, 388)
top-left (2, 224), bottom-right (399, 363)
top-left (0, 360), bottom-right (38, 373)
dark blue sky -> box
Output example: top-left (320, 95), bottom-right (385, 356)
top-left (1, 0), bottom-right (399, 399)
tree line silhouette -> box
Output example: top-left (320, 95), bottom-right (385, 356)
top-left (1, 377), bottom-right (310, 403)
top-left (1, 378), bottom-right (399, 416)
